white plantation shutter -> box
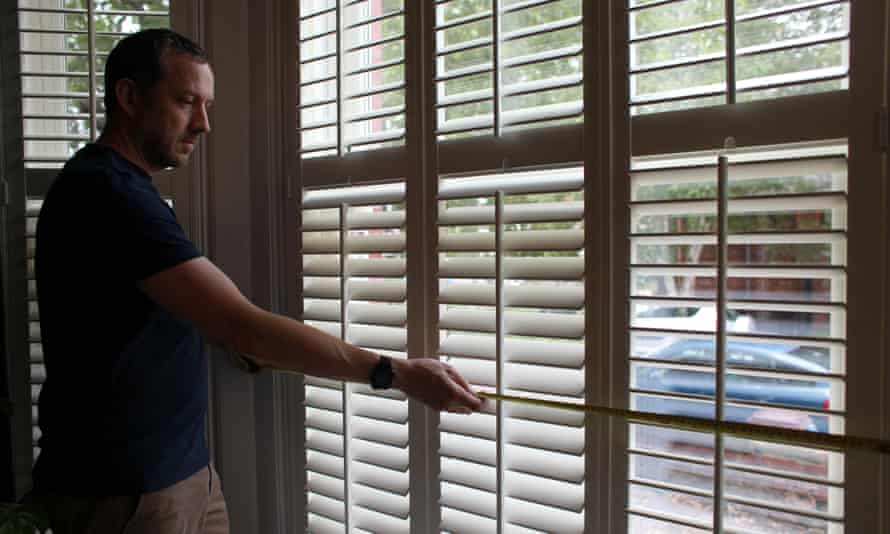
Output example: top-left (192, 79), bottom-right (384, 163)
top-left (629, 0), bottom-right (850, 114)
top-left (434, 0), bottom-right (584, 139)
top-left (17, 0), bottom-right (172, 168)
top-left (300, 182), bottom-right (411, 533)
top-left (298, 0), bottom-right (407, 158)
top-left (14, 0), bottom-right (171, 468)
top-left (626, 143), bottom-right (848, 533)
top-left (436, 168), bottom-right (586, 533)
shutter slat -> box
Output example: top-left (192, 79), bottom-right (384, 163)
top-left (439, 229), bottom-right (583, 252)
top-left (308, 472), bottom-right (345, 502)
top-left (507, 418), bottom-right (584, 455)
top-left (307, 450), bottom-right (345, 479)
top-left (351, 413), bottom-right (409, 449)
top-left (439, 172), bottom-right (582, 198)
top-left (351, 504), bottom-right (409, 534)
top-left (352, 460), bottom-right (409, 494)
top-left (440, 333), bottom-right (497, 360)
top-left (349, 302), bottom-right (406, 327)
top-left (630, 157), bottom-right (846, 188)
top-left (307, 493), bottom-right (346, 524)
top-left (506, 363), bottom-right (584, 397)
top-left (506, 311), bottom-right (585, 339)
top-left (438, 201), bottom-right (584, 225)
top-left (306, 407), bottom-right (343, 435)
top-left (307, 428), bottom-right (345, 457)
top-left (441, 482), bottom-right (498, 520)
top-left (350, 279), bottom-right (406, 301)
top-left (348, 324), bottom-right (407, 351)
top-left (506, 496), bottom-right (585, 534)
top-left (441, 432), bottom-right (497, 467)
top-left (441, 506), bottom-right (498, 533)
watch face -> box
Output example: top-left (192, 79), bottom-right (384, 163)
top-left (372, 357), bottom-right (393, 389)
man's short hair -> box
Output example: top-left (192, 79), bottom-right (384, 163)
top-left (103, 29), bottom-right (208, 123)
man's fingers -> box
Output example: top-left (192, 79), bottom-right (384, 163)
top-left (445, 364), bottom-right (474, 394)
top-left (446, 375), bottom-right (482, 412)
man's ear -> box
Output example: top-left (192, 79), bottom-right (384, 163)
top-left (114, 78), bottom-right (142, 119)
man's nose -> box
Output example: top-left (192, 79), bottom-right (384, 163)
top-left (193, 104), bottom-right (211, 134)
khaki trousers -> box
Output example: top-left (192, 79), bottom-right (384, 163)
top-left (41, 464), bottom-right (229, 534)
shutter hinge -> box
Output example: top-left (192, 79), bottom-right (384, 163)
top-left (880, 107), bottom-right (889, 152)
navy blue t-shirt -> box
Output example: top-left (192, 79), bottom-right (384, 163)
top-left (32, 144), bottom-right (208, 495)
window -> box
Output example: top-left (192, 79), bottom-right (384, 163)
top-left (629, 0), bottom-right (850, 114)
top-left (298, 0), bottom-right (407, 158)
top-left (18, 0), bottom-right (172, 168)
top-left (434, 0), bottom-right (584, 138)
top-left (15, 0), bottom-right (172, 464)
top-left (292, 1), bottom-right (887, 533)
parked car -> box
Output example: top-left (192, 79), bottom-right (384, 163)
top-left (634, 339), bottom-right (831, 432)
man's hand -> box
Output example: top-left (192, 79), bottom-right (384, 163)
top-left (391, 358), bottom-right (483, 414)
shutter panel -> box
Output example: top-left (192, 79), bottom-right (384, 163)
top-left (16, 0), bottom-right (171, 463)
top-left (434, 0), bottom-right (583, 139)
top-left (301, 182), bottom-right (410, 533)
top-left (18, 0), bottom-right (171, 168)
top-left (437, 168), bottom-right (586, 533)
top-left (629, 0), bottom-right (850, 115)
top-left (299, 0), bottom-right (407, 159)
top-left (627, 143), bottom-right (847, 532)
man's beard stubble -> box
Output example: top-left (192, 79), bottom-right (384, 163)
top-left (141, 132), bottom-right (183, 170)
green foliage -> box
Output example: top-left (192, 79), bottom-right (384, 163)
top-left (62, 1), bottom-right (170, 149)
top-left (0, 503), bottom-right (50, 534)
top-left (631, 1), bottom-right (847, 100)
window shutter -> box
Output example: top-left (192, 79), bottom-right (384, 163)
top-left (301, 182), bottom-right (411, 533)
top-left (299, 0), bottom-right (407, 159)
top-left (629, 0), bottom-right (850, 115)
top-left (434, 0), bottom-right (583, 139)
top-left (16, 0), bottom-right (171, 465)
top-left (627, 143), bottom-right (847, 532)
top-left (18, 0), bottom-right (172, 168)
top-left (436, 168), bottom-right (586, 533)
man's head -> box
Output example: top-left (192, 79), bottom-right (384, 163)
top-left (103, 29), bottom-right (214, 171)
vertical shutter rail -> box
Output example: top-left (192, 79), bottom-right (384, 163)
top-left (339, 202), bottom-right (352, 532)
top-left (724, 0), bottom-right (736, 105)
top-left (713, 152), bottom-right (730, 532)
top-left (494, 191), bottom-right (505, 534)
top-left (87, 0), bottom-right (96, 140)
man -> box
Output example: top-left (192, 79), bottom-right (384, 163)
top-left (31, 29), bottom-right (482, 533)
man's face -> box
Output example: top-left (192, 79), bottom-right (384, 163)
top-left (136, 53), bottom-right (214, 171)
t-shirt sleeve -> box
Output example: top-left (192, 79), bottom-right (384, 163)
top-left (113, 180), bottom-right (202, 281)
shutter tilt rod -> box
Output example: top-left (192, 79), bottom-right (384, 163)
top-left (476, 391), bottom-right (890, 455)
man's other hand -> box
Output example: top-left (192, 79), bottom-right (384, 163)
top-left (391, 358), bottom-right (483, 414)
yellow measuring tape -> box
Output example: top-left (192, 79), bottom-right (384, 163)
top-left (476, 392), bottom-right (890, 455)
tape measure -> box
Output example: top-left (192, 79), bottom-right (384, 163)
top-left (477, 391), bottom-right (890, 455)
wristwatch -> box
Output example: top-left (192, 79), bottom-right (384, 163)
top-left (370, 355), bottom-right (394, 389)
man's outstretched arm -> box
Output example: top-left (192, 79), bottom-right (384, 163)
top-left (140, 256), bottom-right (482, 414)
